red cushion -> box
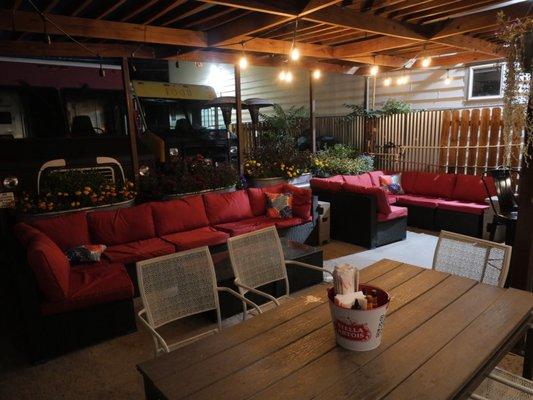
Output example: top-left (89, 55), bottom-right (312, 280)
top-left (151, 196), bottom-right (209, 236)
top-left (342, 174), bottom-right (373, 188)
top-left (247, 188), bottom-right (267, 216)
top-left (452, 175), bottom-right (496, 203)
top-left (14, 222), bottom-right (45, 247)
top-left (30, 212), bottom-right (91, 251)
top-left (436, 200), bottom-right (489, 215)
top-left (203, 190), bottom-right (253, 225)
top-left (368, 170), bottom-right (385, 187)
top-left (215, 216), bottom-right (277, 236)
top-left (387, 195), bottom-right (398, 205)
top-left (395, 194), bottom-right (440, 208)
top-left (344, 184), bottom-right (391, 215)
top-left (378, 206), bottom-right (408, 222)
top-left (161, 227), bottom-right (229, 250)
top-left (103, 238), bottom-right (175, 264)
top-left (27, 235), bottom-right (70, 301)
top-left (310, 176), bottom-right (344, 192)
top-left (400, 171), bottom-right (418, 194)
top-left (283, 184), bottom-right (312, 220)
top-left (87, 203), bottom-right (155, 245)
top-left (41, 262), bottom-right (133, 316)
top-left (411, 172), bottom-right (457, 198)
top-left (274, 217), bottom-right (304, 229)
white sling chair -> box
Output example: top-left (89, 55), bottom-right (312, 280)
top-left (136, 247), bottom-right (261, 356)
top-left (227, 226), bottom-right (332, 319)
top-left (432, 231), bottom-right (532, 399)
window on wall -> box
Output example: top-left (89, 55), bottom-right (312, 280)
top-left (468, 63), bottom-right (504, 100)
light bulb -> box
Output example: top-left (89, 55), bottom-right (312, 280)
top-left (396, 76), bottom-right (404, 85)
top-left (444, 77), bottom-right (451, 85)
top-left (421, 57), bottom-right (432, 68)
top-left (403, 75), bottom-right (409, 84)
top-left (279, 70), bottom-right (286, 81)
top-left (238, 56), bottom-right (248, 69)
top-left (312, 69), bottom-right (321, 79)
top-left (384, 77), bottom-right (392, 86)
top-left (290, 47), bottom-right (300, 61)
top-left (370, 65), bottom-right (379, 76)
top-left (285, 71), bottom-right (293, 82)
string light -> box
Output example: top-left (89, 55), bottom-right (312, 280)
top-left (384, 77), bottom-right (392, 86)
top-left (290, 47), bottom-right (300, 61)
top-left (279, 70), bottom-right (287, 81)
top-left (444, 69), bottom-right (451, 85)
top-left (421, 57), bottom-right (432, 68)
top-left (396, 75), bottom-right (409, 85)
top-left (370, 65), bottom-right (379, 76)
top-left (290, 18), bottom-right (300, 61)
top-left (285, 71), bottom-right (293, 82)
top-left (239, 55), bottom-right (248, 69)
top-left (312, 69), bottom-right (321, 79)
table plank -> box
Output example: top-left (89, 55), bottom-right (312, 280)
top-left (384, 288), bottom-right (533, 400)
top-left (138, 259), bottom-right (404, 382)
top-left (316, 283), bottom-right (505, 400)
top-left (250, 273), bottom-right (475, 400)
top-left (155, 263), bottom-right (424, 399)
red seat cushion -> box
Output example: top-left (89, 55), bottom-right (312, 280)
top-left (283, 184), bottom-right (312, 220)
top-left (41, 262), bottom-right (133, 316)
top-left (378, 206), bottom-right (408, 222)
top-left (215, 216), bottom-right (277, 236)
top-left (411, 172), bottom-right (457, 198)
top-left (14, 222), bottom-right (45, 247)
top-left (436, 200), bottom-right (489, 215)
top-left (161, 227), bottom-right (229, 250)
top-left (387, 195), bottom-right (398, 204)
top-left (30, 211), bottom-right (91, 251)
top-left (203, 190), bottom-right (254, 225)
top-left (395, 194), bottom-right (440, 208)
top-left (274, 217), bottom-right (304, 229)
top-left (27, 235), bottom-right (70, 301)
top-left (368, 170), bottom-right (385, 187)
top-left (151, 195), bottom-right (209, 236)
top-left (342, 174), bottom-right (373, 188)
top-left (88, 203), bottom-right (155, 245)
top-left (452, 175), bottom-right (496, 203)
top-left (400, 171), bottom-right (418, 194)
top-left (344, 184), bottom-right (391, 215)
top-left (310, 176), bottom-right (344, 192)
top-left (103, 238), bottom-right (175, 264)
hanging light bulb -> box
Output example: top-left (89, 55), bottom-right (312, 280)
top-left (279, 70), bottom-right (287, 81)
top-left (239, 55), bottom-right (248, 69)
top-left (312, 69), bottom-right (321, 80)
top-left (285, 71), bottom-right (293, 82)
top-left (384, 77), bottom-right (392, 86)
top-left (370, 65), bottom-right (379, 76)
top-left (99, 64), bottom-right (106, 78)
top-left (403, 74), bottom-right (409, 84)
top-left (444, 69), bottom-right (451, 85)
top-left (290, 47), bottom-right (300, 61)
top-left (396, 76), bottom-right (404, 85)
top-left (421, 57), bottom-right (432, 68)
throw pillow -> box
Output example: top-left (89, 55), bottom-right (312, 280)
top-left (265, 192), bottom-right (293, 219)
top-left (65, 244), bottom-right (107, 264)
top-left (379, 174), bottom-right (404, 194)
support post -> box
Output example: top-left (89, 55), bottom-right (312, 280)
top-left (121, 57), bottom-right (140, 186)
top-left (309, 72), bottom-right (316, 153)
top-left (234, 64), bottom-right (244, 174)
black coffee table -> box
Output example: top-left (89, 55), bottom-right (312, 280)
top-left (212, 238), bottom-right (324, 318)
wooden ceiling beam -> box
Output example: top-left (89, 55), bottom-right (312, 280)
top-left (70, 0), bottom-right (92, 17)
top-left (97, 0), bottom-right (128, 20)
top-left (299, 0), bottom-right (342, 15)
top-left (143, 0), bottom-right (188, 25)
top-left (119, 0), bottom-right (159, 22)
top-left (333, 36), bottom-right (416, 57)
top-left (432, 35), bottom-right (505, 57)
top-left (429, 51), bottom-right (503, 67)
top-left (160, 3), bottom-right (215, 27)
top-left (198, 0), bottom-right (299, 17)
top-left (343, 54), bottom-right (407, 67)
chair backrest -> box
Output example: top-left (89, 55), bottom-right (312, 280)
top-left (71, 115), bottom-right (96, 137)
top-left (432, 230), bottom-right (512, 287)
top-left (227, 226), bottom-right (289, 296)
top-left (484, 169), bottom-right (517, 214)
top-left (136, 247), bottom-right (221, 329)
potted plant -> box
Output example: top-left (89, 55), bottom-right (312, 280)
top-left (312, 144), bottom-right (374, 177)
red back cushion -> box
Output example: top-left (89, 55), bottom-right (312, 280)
top-left (452, 175), bottom-right (496, 203)
top-left (342, 174), bottom-right (373, 188)
top-left (411, 172), bottom-right (457, 198)
top-left (283, 184), bottom-right (312, 220)
top-left (368, 170), bottom-right (385, 187)
top-left (14, 222), bottom-right (45, 247)
top-left (151, 195), bottom-right (209, 236)
top-left (203, 190), bottom-right (254, 225)
top-left (400, 171), bottom-right (418, 194)
top-left (87, 203), bottom-right (155, 245)
top-left (310, 176), bottom-right (344, 192)
top-left (30, 212), bottom-right (91, 251)
top-left (344, 184), bottom-right (392, 215)
top-left (27, 235), bottom-right (70, 301)
top-left (247, 188), bottom-right (267, 216)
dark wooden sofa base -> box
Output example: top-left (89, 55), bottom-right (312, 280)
top-left (434, 208), bottom-right (484, 237)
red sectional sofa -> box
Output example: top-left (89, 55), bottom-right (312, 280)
top-left (12, 184), bottom-right (316, 361)
top-left (311, 170), bottom-right (496, 248)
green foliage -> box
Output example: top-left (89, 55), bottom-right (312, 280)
top-left (260, 104), bottom-right (308, 139)
top-left (344, 98), bottom-right (412, 120)
top-left (313, 144), bottom-right (374, 176)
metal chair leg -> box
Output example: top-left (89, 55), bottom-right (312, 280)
top-left (489, 217), bottom-right (497, 241)
top-left (524, 324), bottom-right (533, 380)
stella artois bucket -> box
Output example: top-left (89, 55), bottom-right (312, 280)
top-left (327, 285), bottom-right (390, 351)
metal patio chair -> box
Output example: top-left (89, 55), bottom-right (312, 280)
top-left (136, 247), bottom-right (261, 356)
top-left (227, 226), bottom-right (333, 320)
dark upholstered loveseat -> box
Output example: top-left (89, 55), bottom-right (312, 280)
top-left (12, 184), bottom-right (317, 361)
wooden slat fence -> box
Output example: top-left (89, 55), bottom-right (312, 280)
top-left (315, 115), bottom-right (365, 149)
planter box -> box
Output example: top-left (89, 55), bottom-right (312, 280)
top-left (162, 185), bottom-right (236, 200)
top-left (18, 199), bottom-right (136, 221)
top-left (248, 177), bottom-right (287, 188)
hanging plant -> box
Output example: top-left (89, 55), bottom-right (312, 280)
top-left (497, 12), bottom-right (533, 165)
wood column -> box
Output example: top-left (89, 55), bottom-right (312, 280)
top-left (309, 72), bottom-right (316, 153)
top-left (234, 64), bottom-right (244, 174)
top-left (121, 57), bottom-right (140, 185)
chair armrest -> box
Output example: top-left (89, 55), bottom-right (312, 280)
top-left (234, 278), bottom-right (281, 306)
top-left (284, 259), bottom-right (333, 280)
top-left (217, 286), bottom-right (262, 315)
top-left (137, 309), bottom-right (169, 353)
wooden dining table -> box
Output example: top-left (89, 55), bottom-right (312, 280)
top-left (137, 259), bottom-right (533, 400)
